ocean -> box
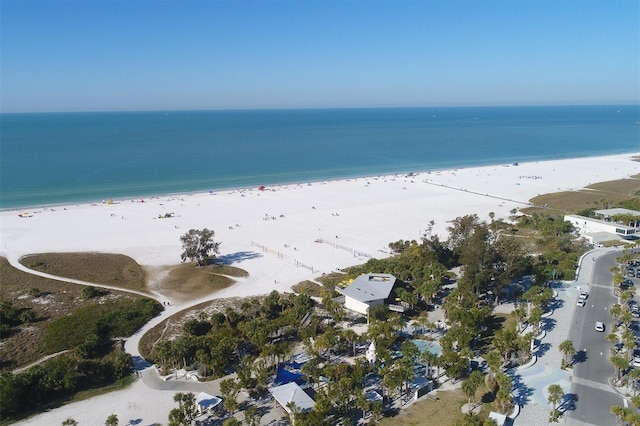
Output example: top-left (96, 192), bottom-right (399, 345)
top-left (1, 105), bottom-right (639, 209)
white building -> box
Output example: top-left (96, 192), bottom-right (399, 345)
top-left (270, 382), bottom-right (315, 423)
top-left (335, 273), bottom-right (401, 315)
top-left (565, 211), bottom-right (638, 242)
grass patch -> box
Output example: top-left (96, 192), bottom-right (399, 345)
top-left (315, 271), bottom-right (349, 287)
top-left (20, 252), bottom-right (148, 292)
top-left (0, 257), bottom-right (157, 372)
top-left (378, 389), bottom-right (470, 426)
top-left (154, 262), bottom-right (238, 303)
top-left (210, 264), bottom-right (249, 278)
top-left (523, 176), bottom-right (640, 215)
top-left (291, 280), bottom-right (324, 297)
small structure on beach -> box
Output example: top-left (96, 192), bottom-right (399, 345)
top-left (335, 273), bottom-right (406, 315)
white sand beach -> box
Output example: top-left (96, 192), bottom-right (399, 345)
top-left (2, 153), bottom-right (639, 426)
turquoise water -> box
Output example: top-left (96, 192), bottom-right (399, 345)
top-left (1, 105), bottom-right (638, 208)
top-left (411, 339), bottom-right (442, 356)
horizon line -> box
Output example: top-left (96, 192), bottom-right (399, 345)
top-left (2, 102), bottom-right (639, 115)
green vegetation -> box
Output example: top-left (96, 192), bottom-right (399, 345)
top-left (0, 255), bottom-right (163, 423)
top-left (20, 252), bottom-right (147, 292)
top-left (43, 298), bottom-right (162, 354)
top-left (0, 256), bottom-right (158, 370)
top-left (0, 348), bottom-right (133, 423)
top-left (147, 291), bottom-right (313, 379)
top-left (291, 280), bottom-right (324, 297)
top-left (524, 175), bottom-right (640, 215)
top-left (180, 228), bottom-right (221, 266)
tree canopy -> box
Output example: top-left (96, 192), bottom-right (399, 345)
top-left (180, 228), bottom-right (221, 266)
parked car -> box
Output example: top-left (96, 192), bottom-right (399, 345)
top-left (577, 299), bottom-right (586, 307)
top-left (632, 356), bottom-right (640, 368)
top-left (579, 291), bottom-right (589, 300)
top-left (595, 321), bottom-right (605, 332)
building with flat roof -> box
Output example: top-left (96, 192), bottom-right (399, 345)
top-left (594, 208), bottom-right (640, 227)
top-left (565, 214), bottom-right (637, 242)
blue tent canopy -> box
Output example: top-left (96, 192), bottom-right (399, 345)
top-left (274, 365), bottom-right (304, 386)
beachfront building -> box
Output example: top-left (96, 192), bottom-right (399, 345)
top-left (335, 273), bottom-right (407, 315)
top-left (594, 208), bottom-right (640, 228)
top-left (565, 210), bottom-right (639, 243)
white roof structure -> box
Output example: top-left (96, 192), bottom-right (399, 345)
top-left (195, 392), bottom-right (222, 413)
top-left (270, 382), bottom-right (315, 414)
top-left (565, 214), bottom-right (637, 239)
top-left (595, 208), bottom-right (640, 217)
top-left (488, 411), bottom-right (507, 426)
top-left (337, 273), bottom-right (396, 303)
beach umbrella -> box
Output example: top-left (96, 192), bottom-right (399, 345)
top-left (258, 185), bottom-right (265, 191)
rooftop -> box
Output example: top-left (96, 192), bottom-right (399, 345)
top-left (337, 273), bottom-right (397, 303)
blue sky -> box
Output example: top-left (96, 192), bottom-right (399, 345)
top-left (1, 0), bottom-right (638, 112)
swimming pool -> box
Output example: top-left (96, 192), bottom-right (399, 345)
top-left (410, 339), bottom-right (442, 356)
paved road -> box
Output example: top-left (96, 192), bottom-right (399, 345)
top-left (567, 250), bottom-right (625, 426)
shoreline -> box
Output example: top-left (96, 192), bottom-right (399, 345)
top-left (4, 152), bottom-right (640, 426)
top-left (2, 150), bottom-right (638, 212)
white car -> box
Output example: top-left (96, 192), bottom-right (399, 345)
top-left (576, 299), bottom-right (586, 307)
top-left (595, 321), bottom-right (605, 332)
top-left (633, 356), bottom-right (640, 368)
top-left (579, 291), bottom-right (589, 300)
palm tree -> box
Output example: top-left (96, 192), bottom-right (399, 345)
top-left (485, 350), bottom-right (502, 379)
top-left (629, 368), bottom-right (640, 397)
top-left (610, 355), bottom-right (629, 383)
top-left (105, 414), bottom-right (119, 426)
top-left (558, 340), bottom-right (575, 368)
top-left (606, 332), bottom-right (620, 356)
top-left (461, 370), bottom-right (484, 406)
top-left (623, 330), bottom-right (636, 361)
top-left (547, 383), bottom-right (564, 420)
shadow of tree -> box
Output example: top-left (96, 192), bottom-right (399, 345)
top-left (549, 297), bottom-right (565, 311)
top-left (536, 342), bottom-right (552, 358)
top-left (541, 317), bottom-right (557, 333)
top-left (132, 355), bottom-right (152, 371)
top-left (560, 392), bottom-right (579, 412)
top-left (509, 370), bottom-right (534, 407)
top-left (217, 251), bottom-right (262, 265)
top-left (572, 349), bottom-right (588, 365)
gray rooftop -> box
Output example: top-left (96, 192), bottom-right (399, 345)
top-left (338, 273), bottom-right (397, 303)
top-left (594, 208), bottom-right (640, 217)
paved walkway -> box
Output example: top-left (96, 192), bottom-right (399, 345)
top-left (512, 248), bottom-right (610, 425)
